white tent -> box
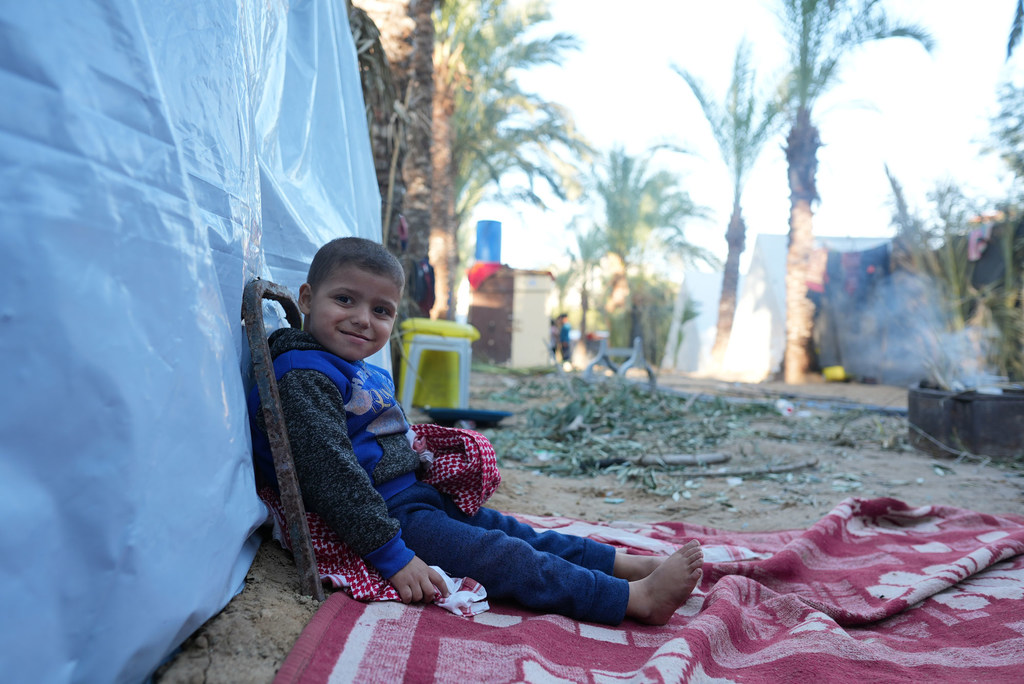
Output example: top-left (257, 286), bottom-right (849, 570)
top-left (661, 271), bottom-right (723, 373)
top-left (720, 234), bottom-right (791, 381)
top-left (0, 2), bottom-right (379, 682)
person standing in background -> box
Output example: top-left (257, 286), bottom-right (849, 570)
top-left (557, 313), bottom-right (572, 367)
top-left (550, 318), bottom-right (560, 362)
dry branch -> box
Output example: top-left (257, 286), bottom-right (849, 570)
top-left (674, 459), bottom-right (819, 479)
top-left (636, 452), bottom-right (731, 467)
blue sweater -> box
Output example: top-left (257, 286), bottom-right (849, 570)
top-left (248, 328), bottom-right (420, 578)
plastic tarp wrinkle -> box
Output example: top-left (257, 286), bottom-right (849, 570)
top-left (0, 0), bottom-right (380, 681)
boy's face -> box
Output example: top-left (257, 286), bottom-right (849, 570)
top-left (298, 265), bottom-right (401, 362)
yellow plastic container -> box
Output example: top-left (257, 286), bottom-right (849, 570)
top-left (399, 318), bottom-right (480, 408)
top-left (823, 365), bottom-right (848, 382)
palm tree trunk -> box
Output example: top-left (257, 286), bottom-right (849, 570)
top-left (402, 0), bottom-right (435, 279)
top-left (430, 38), bottom-right (456, 320)
top-left (630, 297), bottom-right (642, 347)
top-left (711, 198), bottom-right (746, 367)
top-left (605, 253), bottom-right (630, 315)
top-left (783, 107), bottom-right (820, 383)
top-left (349, 2), bottom-right (409, 254)
top-left (579, 286), bottom-right (590, 347)
top-left (351, 0), bottom-right (432, 271)
top-left (347, 4), bottom-right (401, 247)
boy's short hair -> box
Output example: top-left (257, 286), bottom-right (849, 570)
top-left (307, 237), bottom-right (405, 292)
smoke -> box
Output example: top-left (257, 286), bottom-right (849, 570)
top-left (834, 270), bottom-right (1002, 389)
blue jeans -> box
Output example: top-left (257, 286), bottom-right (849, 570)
top-left (387, 481), bottom-right (629, 625)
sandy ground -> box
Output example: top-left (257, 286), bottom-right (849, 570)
top-left (154, 368), bottom-right (1024, 683)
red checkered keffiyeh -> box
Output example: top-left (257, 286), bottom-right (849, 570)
top-left (410, 423), bottom-right (501, 516)
top-left (259, 424), bottom-right (500, 601)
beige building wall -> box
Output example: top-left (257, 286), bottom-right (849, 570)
top-left (510, 271), bottom-right (554, 367)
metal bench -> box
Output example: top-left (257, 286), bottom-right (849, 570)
top-left (583, 336), bottom-right (657, 388)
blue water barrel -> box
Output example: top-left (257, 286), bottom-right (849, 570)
top-left (475, 220), bottom-right (502, 262)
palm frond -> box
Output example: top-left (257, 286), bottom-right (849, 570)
top-left (673, 38), bottom-right (784, 200)
top-left (347, 4), bottom-right (399, 127)
top-left (778, 0), bottom-right (934, 111)
top-left (1010, 0), bottom-right (1024, 59)
top-left (438, 0), bottom-right (591, 233)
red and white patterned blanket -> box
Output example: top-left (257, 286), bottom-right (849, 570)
top-left (274, 497), bottom-right (1024, 683)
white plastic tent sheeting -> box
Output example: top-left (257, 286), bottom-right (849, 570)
top-left (719, 233), bottom-right (791, 381)
top-left (661, 271), bottom-right (723, 373)
top-left (662, 235), bottom-right (787, 380)
top-left (0, 1), bottom-right (380, 682)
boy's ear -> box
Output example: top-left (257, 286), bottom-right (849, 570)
top-left (297, 283), bottom-right (313, 315)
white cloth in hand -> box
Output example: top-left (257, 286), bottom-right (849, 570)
top-left (431, 566), bottom-right (489, 617)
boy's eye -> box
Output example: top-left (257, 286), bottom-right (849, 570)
top-left (373, 305), bottom-right (394, 317)
top-left (334, 295), bottom-right (352, 305)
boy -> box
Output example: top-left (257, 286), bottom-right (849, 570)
top-left (249, 237), bottom-right (702, 625)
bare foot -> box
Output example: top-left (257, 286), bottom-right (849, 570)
top-left (612, 552), bottom-right (665, 581)
top-left (625, 540), bottom-right (703, 625)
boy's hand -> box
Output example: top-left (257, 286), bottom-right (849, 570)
top-left (389, 556), bottom-right (450, 604)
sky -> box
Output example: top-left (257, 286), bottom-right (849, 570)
top-left (468, 0), bottom-right (1023, 274)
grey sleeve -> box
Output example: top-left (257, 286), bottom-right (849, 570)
top-left (276, 369), bottom-right (402, 558)
top-left (374, 432), bottom-right (422, 485)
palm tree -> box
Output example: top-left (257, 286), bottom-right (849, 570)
top-left (673, 38), bottom-right (783, 368)
top-left (347, 2), bottom-right (405, 251)
top-left (349, 0), bottom-right (434, 292)
top-left (1009, 0), bottom-right (1023, 59)
top-left (432, 0), bottom-right (590, 318)
top-left (405, 0), bottom-right (437, 264)
top-left (592, 146), bottom-right (711, 344)
top-left (567, 221), bottom-right (606, 345)
top-left (991, 81), bottom-right (1024, 180)
top-left (776, 0), bottom-right (933, 383)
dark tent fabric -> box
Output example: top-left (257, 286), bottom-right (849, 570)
top-left (814, 242), bottom-right (930, 387)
